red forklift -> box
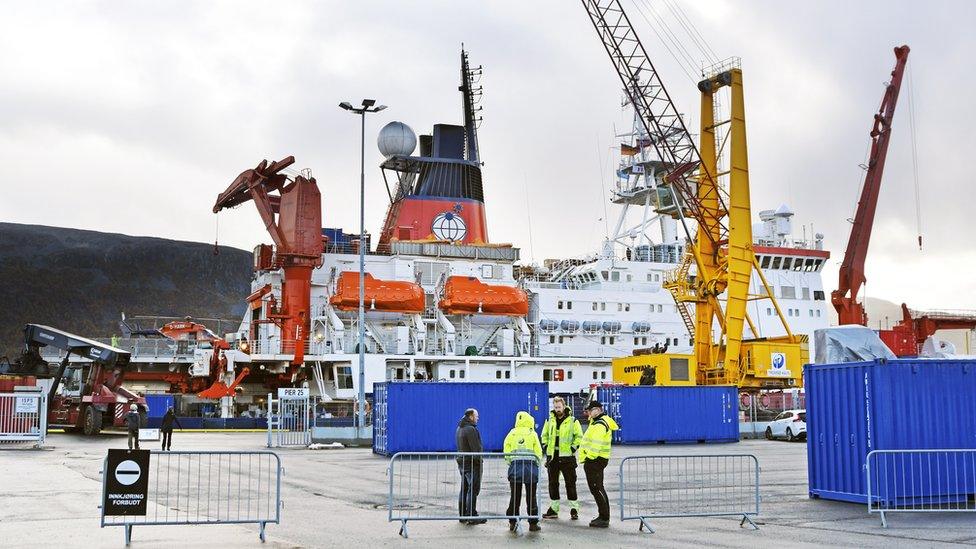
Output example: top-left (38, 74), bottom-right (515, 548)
top-left (1, 324), bottom-right (147, 435)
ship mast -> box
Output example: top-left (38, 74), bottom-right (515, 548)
top-left (460, 47), bottom-right (483, 163)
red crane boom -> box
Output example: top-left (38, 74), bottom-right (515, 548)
top-left (831, 45), bottom-right (910, 325)
top-left (213, 156), bottom-right (322, 367)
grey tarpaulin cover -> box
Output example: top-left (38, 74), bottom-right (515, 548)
top-left (813, 325), bottom-right (896, 364)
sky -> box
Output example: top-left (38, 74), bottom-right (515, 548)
top-left (1, 0), bottom-right (973, 311)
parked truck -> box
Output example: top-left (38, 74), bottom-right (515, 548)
top-left (0, 324), bottom-right (147, 435)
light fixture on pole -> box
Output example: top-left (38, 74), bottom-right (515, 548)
top-left (339, 98), bottom-right (387, 437)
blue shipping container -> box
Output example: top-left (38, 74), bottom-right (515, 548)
top-left (373, 382), bottom-right (548, 456)
top-left (596, 386), bottom-right (739, 444)
top-left (806, 359), bottom-right (976, 504)
top-left (144, 394), bottom-right (174, 418)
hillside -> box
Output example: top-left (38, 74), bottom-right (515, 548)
top-left (0, 223), bottom-right (252, 358)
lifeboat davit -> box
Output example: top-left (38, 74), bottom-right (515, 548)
top-left (330, 271), bottom-right (425, 314)
top-left (438, 276), bottom-right (528, 316)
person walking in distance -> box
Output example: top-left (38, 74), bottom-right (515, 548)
top-left (503, 411), bottom-right (543, 533)
top-left (456, 408), bottom-right (487, 525)
top-left (160, 407), bottom-right (183, 451)
top-left (125, 404), bottom-right (142, 450)
top-left (580, 401), bottom-right (619, 528)
top-left (541, 396), bottom-right (584, 520)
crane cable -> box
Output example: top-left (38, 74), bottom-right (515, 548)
top-left (907, 61), bottom-right (923, 250)
top-left (213, 212), bottom-right (220, 256)
top-left (629, 0), bottom-right (699, 85)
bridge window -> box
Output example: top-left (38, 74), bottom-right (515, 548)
top-left (771, 257), bottom-right (782, 269)
top-left (760, 255), bottom-right (771, 269)
top-left (782, 258), bottom-right (793, 270)
top-left (611, 271), bottom-right (620, 282)
top-left (813, 290), bottom-right (825, 301)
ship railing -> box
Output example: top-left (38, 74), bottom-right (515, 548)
top-left (248, 339), bottom-right (313, 357)
top-left (38, 337), bottom-right (204, 361)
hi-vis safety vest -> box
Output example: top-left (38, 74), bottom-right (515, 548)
top-left (503, 411), bottom-right (543, 464)
top-left (579, 413), bottom-right (619, 461)
top-left (541, 409), bottom-right (583, 458)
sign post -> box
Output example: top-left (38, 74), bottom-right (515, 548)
top-left (104, 449), bottom-right (151, 517)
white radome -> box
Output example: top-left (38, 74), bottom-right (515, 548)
top-left (377, 121), bottom-right (417, 158)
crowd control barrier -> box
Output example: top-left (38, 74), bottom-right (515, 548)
top-left (618, 454), bottom-right (760, 533)
top-left (100, 450), bottom-right (282, 545)
top-left (388, 451), bottom-right (545, 538)
top-left (867, 449), bottom-right (976, 528)
top-left (0, 391), bottom-right (46, 447)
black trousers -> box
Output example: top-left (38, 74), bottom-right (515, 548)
top-left (458, 464), bottom-right (482, 518)
top-left (507, 481), bottom-right (539, 524)
top-left (161, 429), bottom-right (173, 450)
top-left (584, 457), bottom-right (610, 520)
top-left (127, 430), bottom-right (139, 450)
top-left (547, 457), bottom-right (578, 503)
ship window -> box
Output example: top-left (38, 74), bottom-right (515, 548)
top-left (760, 255), bottom-right (771, 269)
top-left (642, 337), bottom-right (648, 345)
top-left (601, 371), bottom-right (607, 380)
top-left (782, 258), bottom-right (793, 270)
top-left (817, 309), bottom-right (822, 317)
top-left (805, 258), bottom-right (815, 271)
top-left (549, 335), bottom-right (555, 344)
top-left (593, 371), bottom-right (599, 380)
top-left (657, 304), bottom-right (663, 312)
top-left (787, 309), bottom-right (792, 317)
top-left (646, 273), bottom-right (653, 282)
top-left (600, 303), bottom-right (606, 311)
top-left (557, 300), bottom-right (564, 310)
top-left (481, 264), bottom-right (493, 278)
top-left (624, 303), bottom-right (630, 312)
top-left (459, 370), bottom-right (465, 379)
top-left (767, 308), bottom-right (772, 316)
top-left (601, 336), bottom-right (606, 344)
top-left (592, 302), bottom-right (598, 311)
top-left (781, 286), bottom-right (796, 299)
top-left (496, 370), bottom-right (502, 379)
top-left (627, 274), bottom-right (633, 282)
top-left (673, 338), bottom-right (678, 345)
top-left (601, 271), bottom-right (609, 280)
top-left (449, 370), bottom-right (456, 379)
top-left (634, 337), bottom-right (639, 345)
top-left (567, 370), bottom-right (573, 380)
top-left (771, 257), bottom-right (782, 269)
top-left (609, 337), bottom-right (615, 344)
top-left (611, 271), bottom-right (620, 282)
top-left (802, 287), bottom-right (810, 300)
top-left (505, 371), bottom-right (511, 379)
top-left (567, 301), bottom-right (573, 310)
top-left (813, 290), bottom-right (825, 301)
top-left (809, 309), bottom-right (814, 317)
top-left (559, 336), bottom-right (565, 344)
top-left (543, 369), bottom-right (552, 381)
top-left (336, 366), bottom-right (354, 389)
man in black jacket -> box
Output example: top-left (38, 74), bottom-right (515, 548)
top-left (125, 404), bottom-right (141, 450)
top-left (456, 408), bottom-right (487, 525)
top-left (160, 407), bottom-right (183, 451)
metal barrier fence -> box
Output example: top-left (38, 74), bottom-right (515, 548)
top-left (267, 392), bottom-right (311, 447)
top-left (0, 391), bottom-right (47, 447)
top-left (866, 449), bottom-right (976, 528)
top-left (388, 452), bottom-right (546, 538)
top-left (100, 450), bottom-right (282, 545)
top-left (618, 454), bottom-right (760, 533)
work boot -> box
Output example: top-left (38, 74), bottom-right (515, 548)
top-left (467, 519), bottom-right (487, 525)
top-left (509, 520), bottom-right (517, 532)
top-left (589, 517), bottom-right (610, 528)
top-left (543, 507), bottom-right (558, 519)
top-left (570, 508), bottom-right (579, 520)
top-left (529, 522), bottom-right (542, 532)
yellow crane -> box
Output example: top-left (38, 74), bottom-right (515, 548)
top-left (582, 1), bottom-right (806, 389)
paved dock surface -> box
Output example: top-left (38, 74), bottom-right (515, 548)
top-left (2, 432), bottom-right (974, 547)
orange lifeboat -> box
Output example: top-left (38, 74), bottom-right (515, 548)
top-left (438, 276), bottom-right (528, 316)
top-left (330, 271), bottom-right (425, 314)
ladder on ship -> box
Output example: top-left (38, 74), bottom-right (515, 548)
top-left (664, 252), bottom-right (696, 337)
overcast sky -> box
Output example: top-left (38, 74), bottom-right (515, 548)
top-left (1, 0), bottom-right (973, 311)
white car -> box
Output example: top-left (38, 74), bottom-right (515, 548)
top-left (765, 409), bottom-right (806, 441)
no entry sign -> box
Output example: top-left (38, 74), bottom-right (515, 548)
top-left (104, 449), bottom-right (150, 516)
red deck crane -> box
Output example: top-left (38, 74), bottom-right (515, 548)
top-left (880, 304), bottom-right (976, 356)
top-left (213, 156), bottom-right (322, 370)
top-left (831, 45), bottom-right (910, 325)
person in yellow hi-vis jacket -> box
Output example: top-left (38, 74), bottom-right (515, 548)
top-left (580, 401), bottom-right (619, 528)
top-left (503, 411), bottom-right (544, 533)
top-left (540, 396), bottom-right (584, 520)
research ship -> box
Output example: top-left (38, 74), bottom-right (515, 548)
top-left (39, 49), bottom-right (830, 417)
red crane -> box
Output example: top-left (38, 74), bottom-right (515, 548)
top-left (831, 45), bottom-right (910, 325)
top-left (213, 156), bottom-right (322, 367)
top-left (880, 303), bottom-right (976, 356)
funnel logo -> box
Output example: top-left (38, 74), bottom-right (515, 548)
top-left (432, 211), bottom-right (467, 241)
top-left (767, 352), bottom-right (791, 377)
